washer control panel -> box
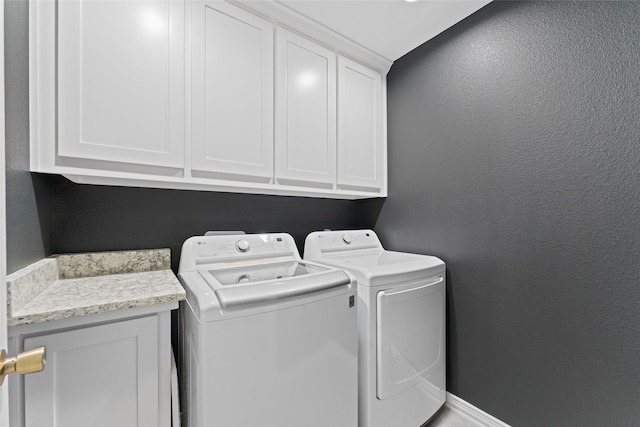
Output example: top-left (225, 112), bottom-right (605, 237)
top-left (180, 233), bottom-right (300, 270)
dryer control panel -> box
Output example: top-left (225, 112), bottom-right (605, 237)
top-left (304, 229), bottom-right (382, 258)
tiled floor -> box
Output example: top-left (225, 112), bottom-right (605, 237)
top-left (425, 407), bottom-right (483, 427)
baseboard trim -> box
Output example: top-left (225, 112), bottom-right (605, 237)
top-left (445, 392), bottom-right (510, 427)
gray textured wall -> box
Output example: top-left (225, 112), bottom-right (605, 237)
top-left (372, 1), bottom-right (640, 425)
top-left (5, 0), bottom-right (54, 273)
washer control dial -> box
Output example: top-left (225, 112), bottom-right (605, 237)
top-left (342, 234), bottom-right (353, 245)
top-left (236, 274), bottom-right (251, 284)
top-left (235, 239), bottom-right (250, 253)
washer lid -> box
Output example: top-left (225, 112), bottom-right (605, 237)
top-left (198, 261), bottom-right (351, 308)
top-left (206, 261), bottom-right (326, 286)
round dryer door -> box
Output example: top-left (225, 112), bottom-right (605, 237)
top-left (376, 276), bottom-right (445, 400)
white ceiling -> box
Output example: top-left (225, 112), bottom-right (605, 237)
top-left (276, 0), bottom-right (492, 63)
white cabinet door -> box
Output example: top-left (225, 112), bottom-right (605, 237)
top-left (23, 316), bottom-right (160, 427)
top-left (337, 56), bottom-right (384, 191)
top-left (56, 0), bottom-right (185, 169)
top-left (275, 28), bottom-right (337, 187)
top-left (190, 1), bottom-right (274, 181)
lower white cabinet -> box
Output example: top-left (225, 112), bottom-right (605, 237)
top-left (8, 306), bottom-right (174, 427)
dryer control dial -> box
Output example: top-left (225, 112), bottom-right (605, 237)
top-left (235, 239), bottom-right (250, 253)
top-left (342, 234), bottom-right (353, 245)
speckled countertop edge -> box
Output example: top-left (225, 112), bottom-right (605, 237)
top-left (6, 249), bottom-right (185, 327)
top-left (6, 258), bottom-right (59, 317)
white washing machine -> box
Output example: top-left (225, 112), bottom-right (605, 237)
top-left (179, 233), bottom-right (358, 427)
top-left (304, 229), bottom-right (446, 427)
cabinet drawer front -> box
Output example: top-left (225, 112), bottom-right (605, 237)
top-left (190, 0), bottom-right (274, 181)
top-left (275, 28), bottom-right (337, 187)
top-left (57, 0), bottom-right (185, 168)
top-left (338, 56), bottom-right (384, 191)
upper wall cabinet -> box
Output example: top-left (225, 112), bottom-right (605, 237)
top-left (275, 28), bottom-right (336, 188)
top-left (190, 0), bottom-right (274, 182)
top-left (30, 0), bottom-right (387, 199)
top-left (337, 56), bottom-right (384, 192)
top-left (31, 0), bottom-right (185, 173)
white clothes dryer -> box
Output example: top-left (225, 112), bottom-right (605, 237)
top-left (179, 233), bottom-right (358, 427)
top-left (305, 229), bottom-right (446, 427)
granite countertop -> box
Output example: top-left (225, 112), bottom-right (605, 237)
top-left (6, 249), bottom-right (185, 327)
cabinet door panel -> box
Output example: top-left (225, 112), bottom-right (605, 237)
top-left (276, 28), bottom-right (336, 186)
top-left (337, 56), bottom-right (383, 190)
top-left (191, 1), bottom-right (273, 180)
top-left (23, 316), bottom-right (159, 427)
top-left (57, 0), bottom-right (184, 168)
